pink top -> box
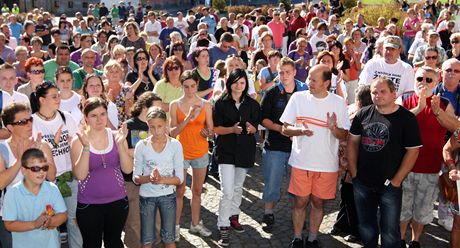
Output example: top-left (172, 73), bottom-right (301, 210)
top-left (403, 17), bottom-right (420, 38)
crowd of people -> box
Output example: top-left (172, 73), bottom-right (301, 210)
top-left (0, 0), bottom-right (458, 248)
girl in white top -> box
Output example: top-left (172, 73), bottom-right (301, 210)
top-left (133, 107), bottom-right (184, 248)
top-left (55, 66), bottom-right (83, 125)
top-left (82, 74), bottom-right (119, 129)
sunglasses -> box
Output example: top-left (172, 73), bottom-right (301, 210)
top-left (416, 77), bottom-right (433, 83)
top-left (451, 40), bottom-right (460, 44)
top-left (136, 57), bottom-right (148, 61)
top-left (30, 69), bottom-right (45, 75)
top-left (10, 116), bottom-right (33, 126)
top-left (424, 56), bottom-right (437, 60)
top-left (24, 165), bottom-right (50, 172)
top-left (167, 65), bottom-right (180, 71)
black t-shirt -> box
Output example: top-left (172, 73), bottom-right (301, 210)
top-left (446, 50), bottom-right (460, 60)
top-left (35, 24), bottom-right (52, 45)
top-left (215, 27), bottom-right (234, 43)
top-left (123, 117), bottom-right (149, 182)
top-left (126, 70), bottom-right (155, 100)
top-left (350, 105), bottom-right (422, 187)
top-left (261, 82), bottom-right (306, 152)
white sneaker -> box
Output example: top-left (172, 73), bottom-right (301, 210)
top-left (438, 218), bottom-right (453, 232)
top-left (189, 220), bottom-right (212, 237)
top-left (175, 224), bottom-right (180, 242)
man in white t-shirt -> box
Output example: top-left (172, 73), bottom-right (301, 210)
top-left (144, 11), bottom-right (162, 44)
top-left (359, 36), bottom-right (415, 98)
top-left (0, 63), bottom-right (29, 106)
top-left (280, 65), bottom-right (350, 248)
top-left (174, 11), bottom-right (189, 37)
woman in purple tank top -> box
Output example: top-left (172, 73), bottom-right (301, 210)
top-left (70, 97), bottom-right (133, 248)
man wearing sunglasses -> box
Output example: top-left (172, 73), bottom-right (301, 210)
top-left (399, 66), bottom-right (459, 248)
top-left (413, 30), bottom-right (447, 65)
top-left (208, 33), bottom-right (237, 67)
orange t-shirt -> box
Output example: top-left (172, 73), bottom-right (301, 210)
top-left (176, 106), bottom-right (209, 160)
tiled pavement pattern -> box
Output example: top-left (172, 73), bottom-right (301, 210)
top-left (172, 151), bottom-right (451, 248)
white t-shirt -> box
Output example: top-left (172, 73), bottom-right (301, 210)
top-left (32, 111), bottom-right (78, 176)
top-left (330, 74), bottom-right (348, 101)
top-left (59, 92), bottom-right (83, 125)
top-left (174, 19), bottom-right (189, 37)
top-left (358, 58), bottom-right (415, 97)
top-left (4, 91), bottom-right (29, 106)
top-left (279, 91), bottom-right (351, 172)
top-left (1, 90), bottom-right (13, 110)
top-left (0, 141), bottom-right (23, 216)
top-left (309, 33), bottom-right (328, 66)
top-left (144, 20), bottom-right (162, 44)
top-left (108, 101), bottom-right (119, 129)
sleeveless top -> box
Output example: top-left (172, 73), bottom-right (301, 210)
top-left (78, 128), bottom-right (126, 204)
top-left (176, 103), bottom-right (208, 160)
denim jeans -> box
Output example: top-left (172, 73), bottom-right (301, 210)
top-left (63, 179), bottom-right (83, 248)
top-left (402, 36), bottom-right (414, 57)
top-left (0, 217), bottom-right (12, 248)
top-left (353, 178), bottom-right (402, 248)
top-left (139, 193), bottom-right (176, 245)
top-left (262, 149), bottom-right (290, 203)
top-left (217, 164), bottom-right (248, 227)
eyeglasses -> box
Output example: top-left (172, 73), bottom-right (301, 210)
top-left (167, 65), bottom-right (180, 71)
top-left (416, 77), bottom-right (433, 83)
top-left (30, 69), bottom-right (45, 75)
top-left (424, 56), bottom-right (437, 60)
top-left (24, 165), bottom-right (50, 172)
top-left (10, 116), bottom-right (33, 126)
top-left (136, 57), bottom-right (148, 61)
top-left (444, 68), bottom-right (460, 74)
top-left (451, 40), bottom-right (460, 44)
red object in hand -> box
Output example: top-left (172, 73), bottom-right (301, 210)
top-left (46, 205), bottom-right (55, 216)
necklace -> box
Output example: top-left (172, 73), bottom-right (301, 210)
top-left (37, 111), bottom-right (57, 121)
top-left (101, 153), bottom-right (107, 169)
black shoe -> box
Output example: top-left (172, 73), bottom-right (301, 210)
top-left (344, 234), bottom-right (359, 243)
top-left (305, 239), bottom-right (320, 248)
top-left (218, 227), bottom-right (229, 247)
top-left (229, 215), bottom-right (244, 233)
top-left (289, 238), bottom-right (304, 248)
top-left (408, 241), bottom-right (421, 248)
top-left (261, 214), bottom-right (275, 232)
top-left (400, 240), bottom-right (407, 248)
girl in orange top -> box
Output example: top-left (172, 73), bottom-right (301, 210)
top-left (169, 70), bottom-right (214, 240)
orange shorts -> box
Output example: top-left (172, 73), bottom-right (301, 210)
top-left (288, 167), bottom-right (338, 199)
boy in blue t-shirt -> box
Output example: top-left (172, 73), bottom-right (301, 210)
top-left (2, 148), bottom-right (67, 248)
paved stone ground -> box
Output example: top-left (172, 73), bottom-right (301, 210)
top-left (171, 150), bottom-right (452, 248)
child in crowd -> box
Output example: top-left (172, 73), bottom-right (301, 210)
top-left (133, 107), bottom-right (184, 248)
top-left (2, 148), bottom-right (67, 248)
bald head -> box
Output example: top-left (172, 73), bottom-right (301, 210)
top-left (441, 58), bottom-right (460, 86)
top-left (310, 64), bottom-right (332, 83)
top-left (307, 64), bottom-right (332, 95)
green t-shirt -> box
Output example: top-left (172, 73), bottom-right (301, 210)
top-left (43, 60), bottom-right (80, 83)
top-left (111, 7), bottom-right (119, 19)
top-left (72, 68), bottom-right (103, 90)
top-left (1, 7), bottom-right (9, 13)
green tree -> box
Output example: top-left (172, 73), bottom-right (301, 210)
top-left (213, 0), bottom-right (226, 12)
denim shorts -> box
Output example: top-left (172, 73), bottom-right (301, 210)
top-left (139, 193), bottom-right (176, 245)
top-left (183, 153), bottom-right (209, 170)
top-left (262, 149), bottom-right (290, 202)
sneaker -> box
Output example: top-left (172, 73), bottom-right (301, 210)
top-left (408, 241), bottom-right (421, 248)
top-left (218, 227), bottom-right (230, 247)
top-left (438, 218), bottom-right (453, 231)
top-left (59, 232), bottom-right (68, 244)
top-left (229, 215), bottom-right (244, 233)
top-left (400, 240), bottom-right (407, 248)
top-left (261, 214), bottom-right (275, 232)
top-left (175, 224), bottom-right (180, 242)
top-left (189, 220), bottom-right (212, 237)
top-left (305, 239), bottom-right (320, 248)
top-left (289, 238), bottom-right (304, 248)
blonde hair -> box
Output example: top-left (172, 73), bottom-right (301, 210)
top-left (112, 44), bottom-right (126, 55)
top-left (104, 60), bottom-right (124, 74)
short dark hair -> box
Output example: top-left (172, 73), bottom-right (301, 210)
top-left (355, 85), bottom-right (372, 107)
top-left (130, 92), bottom-right (162, 118)
top-left (1, 103), bottom-right (31, 126)
top-left (21, 148), bottom-right (46, 167)
top-left (220, 32), bottom-right (234, 43)
top-left (372, 77), bottom-right (396, 92)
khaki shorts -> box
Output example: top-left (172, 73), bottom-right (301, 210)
top-left (288, 167), bottom-right (338, 199)
top-left (400, 172), bottom-right (439, 224)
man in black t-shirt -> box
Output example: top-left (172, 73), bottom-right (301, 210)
top-left (259, 57), bottom-right (307, 232)
top-left (347, 77), bottom-right (422, 248)
top-left (35, 16), bottom-right (51, 50)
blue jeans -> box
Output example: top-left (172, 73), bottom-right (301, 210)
top-left (262, 149), bottom-right (290, 203)
top-left (402, 36), bottom-right (414, 57)
top-left (353, 178), bottom-right (402, 248)
top-left (139, 193), bottom-right (176, 245)
top-left (63, 179), bottom-right (83, 248)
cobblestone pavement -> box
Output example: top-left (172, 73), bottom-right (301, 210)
top-left (171, 150), bottom-right (452, 248)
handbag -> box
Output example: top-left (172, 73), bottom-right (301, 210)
top-left (439, 171), bottom-right (458, 203)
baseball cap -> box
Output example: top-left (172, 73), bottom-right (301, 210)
top-left (383, 36), bottom-right (401, 49)
top-left (428, 30), bottom-right (439, 36)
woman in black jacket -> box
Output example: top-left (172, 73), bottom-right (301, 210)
top-left (213, 68), bottom-right (260, 246)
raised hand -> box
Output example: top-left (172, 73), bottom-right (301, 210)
top-left (246, 122), bottom-right (256, 134)
top-left (115, 123), bottom-right (128, 144)
top-left (31, 132), bottom-right (43, 149)
top-left (150, 167), bottom-right (161, 183)
top-left (187, 104), bottom-right (201, 120)
top-left (301, 121), bottom-right (314, 136)
top-left (326, 112), bottom-right (338, 130)
top-left (418, 86), bottom-right (427, 110)
top-left (431, 93), bottom-right (441, 115)
top-left (76, 130), bottom-right (90, 148)
top-left (54, 125), bottom-right (63, 146)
